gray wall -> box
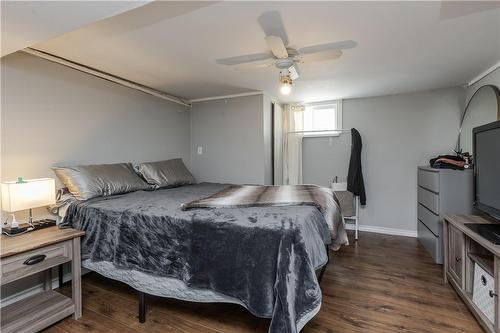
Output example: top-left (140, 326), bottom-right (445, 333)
top-left (460, 67), bottom-right (500, 153)
top-left (466, 67), bottom-right (500, 103)
top-left (273, 103), bottom-right (284, 185)
top-left (1, 52), bottom-right (191, 183)
top-left (1, 52), bottom-right (190, 302)
top-left (303, 135), bottom-right (351, 186)
top-left (302, 87), bottom-right (465, 233)
top-left (263, 95), bottom-right (273, 186)
top-left (190, 94), bottom-right (272, 185)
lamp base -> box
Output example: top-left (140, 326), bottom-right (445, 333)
top-left (2, 219), bottom-right (56, 236)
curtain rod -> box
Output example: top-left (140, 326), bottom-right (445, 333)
top-left (22, 48), bottom-right (192, 108)
top-left (287, 129), bottom-right (351, 134)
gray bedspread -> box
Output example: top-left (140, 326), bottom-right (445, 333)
top-left (60, 183), bottom-right (343, 332)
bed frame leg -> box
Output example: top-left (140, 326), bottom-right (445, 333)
top-left (318, 245), bottom-right (330, 284)
top-left (139, 291), bottom-right (146, 323)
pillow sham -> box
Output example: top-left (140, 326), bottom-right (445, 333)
top-left (134, 158), bottom-right (196, 189)
top-left (52, 163), bottom-right (149, 200)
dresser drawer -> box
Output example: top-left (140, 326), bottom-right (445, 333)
top-left (417, 221), bottom-right (442, 264)
top-left (0, 241), bottom-right (72, 285)
top-left (418, 187), bottom-right (440, 214)
top-left (418, 203), bottom-right (441, 236)
top-left (418, 168), bottom-right (439, 193)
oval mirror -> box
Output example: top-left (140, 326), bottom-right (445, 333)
top-left (459, 85), bottom-right (500, 154)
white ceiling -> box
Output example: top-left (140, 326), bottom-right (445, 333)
top-left (25, 1), bottom-right (500, 103)
top-left (0, 1), bottom-right (151, 57)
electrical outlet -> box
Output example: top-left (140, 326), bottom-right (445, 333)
top-left (197, 146), bottom-right (203, 155)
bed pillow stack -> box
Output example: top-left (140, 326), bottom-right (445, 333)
top-left (52, 163), bottom-right (149, 200)
top-left (134, 158), bottom-right (196, 189)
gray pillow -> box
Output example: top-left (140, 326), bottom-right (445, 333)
top-left (134, 158), bottom-right (195, 189)
top-left (52, 163), bottom-right (149, 200)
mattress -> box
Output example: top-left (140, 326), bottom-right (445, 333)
top-left (61, 182), bottom-right (342, 332)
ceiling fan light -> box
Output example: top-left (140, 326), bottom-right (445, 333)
top-left (280, 84), bottom-right (291, 95)
top-left (279, 74), bottom-right (293, 95)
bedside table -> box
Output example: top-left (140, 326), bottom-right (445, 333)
top-left (0, 226), bottom-right (85, 333)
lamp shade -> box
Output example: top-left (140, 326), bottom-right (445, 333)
top-left (1, 178), bottom-right (56, 212)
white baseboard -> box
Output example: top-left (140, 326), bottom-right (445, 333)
top-left (345, 223), bottom-right (417, 238)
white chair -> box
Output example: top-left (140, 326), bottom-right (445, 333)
top-left (331, 182), bottom-right (359, 240)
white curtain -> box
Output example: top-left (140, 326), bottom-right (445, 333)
top-left (282, 104), bottom-right (305, 185)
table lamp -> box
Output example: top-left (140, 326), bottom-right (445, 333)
top-left (1, 177), bottom-right (56, 230)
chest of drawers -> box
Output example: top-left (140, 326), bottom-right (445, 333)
top-left (417, 166), bottom-right (473, 263)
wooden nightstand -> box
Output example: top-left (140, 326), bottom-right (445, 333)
top-left (0, 226), bottom-right (85, 333)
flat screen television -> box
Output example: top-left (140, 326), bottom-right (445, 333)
top-left (473, 119), bottom-right (500, 219)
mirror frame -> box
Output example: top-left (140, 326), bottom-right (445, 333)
top-left (458, 84), bottom-right (500, 151)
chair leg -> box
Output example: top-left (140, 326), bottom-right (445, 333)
top-left (355, 217), bottom-right (358, 241)
top-left (355, 196), bottom-right (359, 241)
top-left (139, 291), bottom-right (146, 323)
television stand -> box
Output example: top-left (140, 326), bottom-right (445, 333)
top-left (443, 214), bottom-right (500, 333)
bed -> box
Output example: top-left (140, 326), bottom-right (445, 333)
top-left (56, 167), bottom-right (346, 333)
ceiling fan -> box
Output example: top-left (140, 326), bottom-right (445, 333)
top-left (216, 11), bottom-right (357, 95)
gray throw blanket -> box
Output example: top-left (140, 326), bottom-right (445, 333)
top-left (49, 187), bottom-right (75, 219)
top-left (60, 183), bottom-right (345, 332)
top-left (182, 184), bottom-right (347, 250)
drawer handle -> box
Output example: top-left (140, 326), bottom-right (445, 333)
top-left (455, 257), bottom-right (461, 262)
top-left (23, 254), bottom-right (46, 266)
top-left (481, 275), bottom-right (487, 286)
top-left (489, 290), bottom-right (497, 298)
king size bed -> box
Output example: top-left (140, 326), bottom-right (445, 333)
top-left (53, 159), bottom-right (347, 333)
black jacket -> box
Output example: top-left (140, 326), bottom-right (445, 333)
top-left (347, 128), bottom-right (366, 205)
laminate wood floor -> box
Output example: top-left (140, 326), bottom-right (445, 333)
top-left (43, 231), bottom-right (484, 333)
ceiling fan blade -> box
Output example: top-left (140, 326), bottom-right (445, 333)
top-left (257, 11), bottom-right (289, 46)
top-left (300, 49), bottom-right (343, 63)
top-left (289, 64), bottom-right (300, 80)
top-left (265, 35), bottom-right (288, 59)
top-left (216, 52), bottom-right (273, 66)
top-left (233, 59), bottom-right (275, 70)
top-left (298, 40), bottom-right (357, 55)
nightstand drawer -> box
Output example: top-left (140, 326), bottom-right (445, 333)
top-left (0, 241), bottom-right (72, 285)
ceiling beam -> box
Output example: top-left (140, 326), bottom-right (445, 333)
top-left (468, 61), bottom-right (500, 87)
top-left (189, 91), bottom-right (264, 103)
top-left (22, 48), bottom-right (191, 108)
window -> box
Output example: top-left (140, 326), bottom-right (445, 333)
top-left (302, 100), bottom-right (342, 136)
